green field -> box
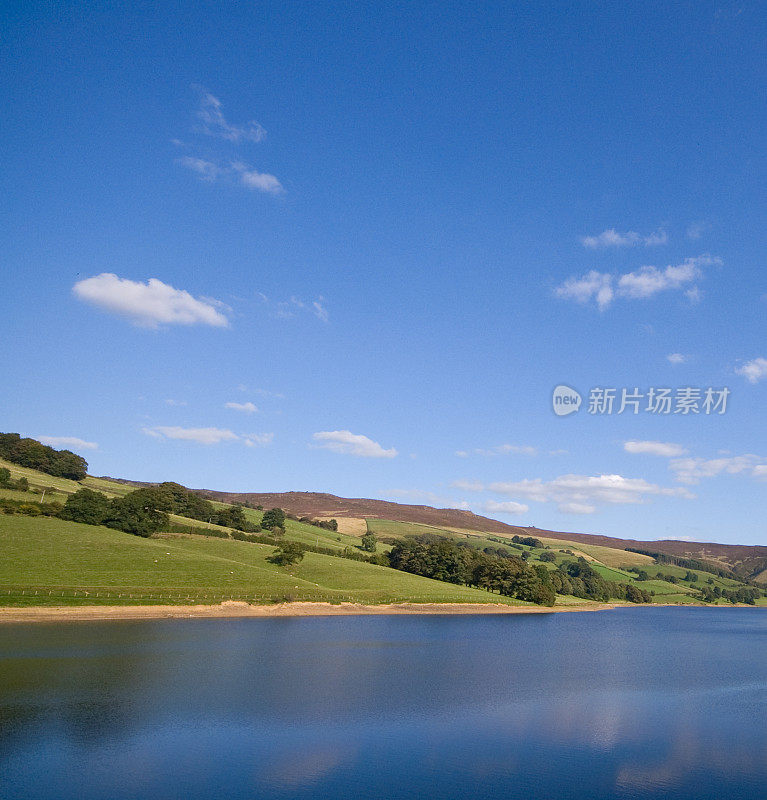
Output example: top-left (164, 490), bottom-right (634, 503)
top-left (0, 514), bottom-right (535, 607)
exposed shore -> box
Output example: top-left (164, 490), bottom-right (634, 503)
top-left (0, 600), bottom-right (618, 623)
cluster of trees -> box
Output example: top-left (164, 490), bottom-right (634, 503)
top-left (554, 559), bottom-right (651, 603)
top-left (296, 515), bottom-right (338, 532)
top-left (387, 538), bottom-right (652, 606)
top-left (0, 467), bottom-right (29, 492)
top-left (150, 483), bottom-right (257, 531)
top-left (60, 487), bottom-right (171, 536)
top-left (511, 535), bottom-right (544, 548)
top-left (626, 548), bottom-right (733, 579)
top-left (0, 433), bottom-right (88, 480)
top-left (387, 537), bottom-right (557, 605)
top-left (0, 496), bottom-right (62, 517)
top-left (360, 531), bottom-right (377, 552)
top-left (697, 584), bottom-right (762, 604)
top-left (261, 507), bottom-right (286, 533)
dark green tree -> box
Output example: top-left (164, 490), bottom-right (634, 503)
top-left (360, 532), bottom-right (377, 552)
top-left (60, 488), bottom-right (112, 525)
top-left (268, 541), bottom-right (305, 566)
top-left (261, 507), bottom-right (286, 530)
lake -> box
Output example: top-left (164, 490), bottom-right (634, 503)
top-left (1, 607), bottom-right (766, 799)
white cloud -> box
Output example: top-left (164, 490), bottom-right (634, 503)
top-left (555, 256), bottom-right (720, 310)
top-left (485, 473), bottom-right (693, 513)
top-left (232, 162), bottom-right (284, 194)
top-left (312, 299), bottom-right (329, 323)
top-left (176, 156), bottom-right (221, 181)
top-left (735, 357), bottom-right (767, 384)
top-left (686, 222), bottom-right (705, 240)
top-left (143, 426), bottom-right (239, 445)
top-left (753, 465), bottom-right (767, 480)
top-left (669, 454), bottom-right (766, 484)
top-left (36, 436), bottom-right (98, 451)
top-left (312, 430), bottom-right (397, 458)
top-left (624, 440), bottom-right (688, 457)
top-left (580, 228), bottom-right (667, 248)
top-left (196, 90), bottom-right (266, 143)
top-left (455, 450), bottom-right (469, 458)
top-left (555, 270), bottom-right (614, 311)
top-left (667, 353), bottom-right (687, 365)
top-left (484, 499), bottom-right (530, 515)
top-left (73, 273), bottom-right (229, 329)
top-left (244, 433), bottom-right (274, 447)
top-left (225, 401), bottom-right (258, 413)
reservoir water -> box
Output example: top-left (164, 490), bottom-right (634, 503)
top-left (1, 607), bottom-right (766, 799)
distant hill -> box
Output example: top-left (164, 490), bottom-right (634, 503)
top-left (198, 489), bottom-right (767, 580)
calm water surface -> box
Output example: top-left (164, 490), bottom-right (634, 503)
top-left (1, 607), bottom-right (766, 799)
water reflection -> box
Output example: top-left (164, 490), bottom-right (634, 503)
top-left (1, 609), bottom-right (767, 799)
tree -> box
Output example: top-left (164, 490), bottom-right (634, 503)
top-left (60, 488), bottom-right (112, 525)
top-left (106, 487), bottom-right (171, 537)
top-left (539, 550), bottom-right (556, 562)
top-left (0, 468), bottom-right (10, 486)
top-left (268, 541), bottom-right (305, 566)
top-left (261, 507), bottom-right (286, 530)
top-left (360, 532), bottom-right (377, 552)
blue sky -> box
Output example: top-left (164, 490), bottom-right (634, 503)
top-left (2, 2), bottom-right (766, 543)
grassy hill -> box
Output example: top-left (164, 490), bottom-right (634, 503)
top-left (1, 449), bottom-right (764, 609)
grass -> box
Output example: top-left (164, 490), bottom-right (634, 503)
top-left (0, 514), bottom-right (536, 607)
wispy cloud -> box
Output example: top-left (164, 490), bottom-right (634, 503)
top-left (686, 221), bottom-right (705, 240)
top-left (73, 273), bottom-right (229, 329)
top-left (555, 256), bottom-right (720, 310)
top-left (165, 399), bottom-right (188, 406)
top-left (196, 90), bottom-right (267, 143)
top-left (312, 430), bottom-right (397, 458)
top-left (243, 433), bottom-right (274, 447)
top-left (225, 401), bottom-right (258, 413)
top-left (580, 228), bottom-right (667, 248)
top-left (667, 353), bottom-right (687, 365)
top-left (669, 454), bottom-right (767, 484)
top-left (624, 440), bottom-right (688, 457)
top-left (143, 425), bottom-right (273, 448)
top-left (143, 426), bottom-right (240, 445)
top-left (735, 357), bottom-right (767, 384)
top-left (36, 436), bottom-right (98, 451)
top-left (471, 444), bottom-right (538, 457)
top-left (484, 499), bottom-right (529, 515)
top-left (455, 474), bottom-right (693, 515)
top-left (176, 89), bottom-right (283, 195)
top-left (276, 296), bottom-right (329, 322)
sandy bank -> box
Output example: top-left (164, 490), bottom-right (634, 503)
top-left (0, 601), bottom-right (618, 623)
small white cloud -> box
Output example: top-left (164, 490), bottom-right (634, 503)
top-left (667, 353), bottom-right (687, 365)
top-left (225, 401), bottom-right (258, 413)
top-left (244, 433), bottom-right (274, 447)
top-left (73, 273), bottom-right (229, 329)
top-left (143, 426), bottom-right (239, 445)
top-left (235, 164), bottom-right (284, 194)
top-left (484, 499), bottom-right (530, 515)
top-left (558, 502), bottom-right (596, 515)
top-left (736, 357), bottom-right (767, 384)
top-left (177, 156), bottom-right (222, 181)
top-left (455, 450), bottom-right (469, 458)
top-left (312, 430), bottom-right (397, 459)
top-left (36, 436), bottom-right (98, 451)
top-left (196, 90), bottom-right (266, 143)
top-left (312, 299), bottom-right (329, 323)
top-left (686, 222), bottom-right (705, 240)
top-left (165, 398), bottom-right (187, 406)
top-left (624, 440), bottom-right (688, 457)
top-left (555, 270), bottom-right (614, 310)
top-left (580, 228), bottom-right (666, 248)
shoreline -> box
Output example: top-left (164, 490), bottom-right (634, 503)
top-left (0, 600), bottom-right (618, 623)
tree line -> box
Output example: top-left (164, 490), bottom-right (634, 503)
top-left (0, 433), bottom-right (88, 481)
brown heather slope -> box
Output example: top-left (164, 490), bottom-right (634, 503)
top-left (198, 489), bottom-right (767, 579)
